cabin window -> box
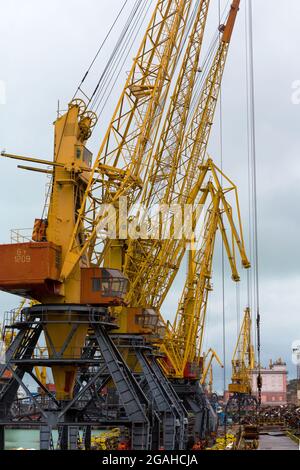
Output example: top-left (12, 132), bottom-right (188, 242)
top-left (92, 278), bottom-right (101, 291)
top-left (91, 275), bottom-right (128, 297)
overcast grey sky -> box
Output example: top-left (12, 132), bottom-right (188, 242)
top-left (0, 0), bottom-right (299, 391)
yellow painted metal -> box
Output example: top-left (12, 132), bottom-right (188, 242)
top-left (2, 0), bottom-right (195, 398)
top-left (159, 160), bottom-right (250, 378)
top-left (1, 151), bottom-right (64, 168)
top-left (46, 101), bottom-right (96, 297)
top-left (17, 165), bottom-right (54, 175)
top-left (1, 299), bottom-right (49, 390)
top-left (122, 0), bottom-right (242, 313)
top-left (201, 348), bottom-right (224, 394)
top-left (60, 0), bottom-right (194, 281)
top-left (1, 100), bottom-right (98, 398)
top-left (41, 100), bottom-right (97, 399)
top-left (228, 307), bottom-right (255, 395)
top-left (1, 151), bottom-right (97, 173)
top-left (34, 346), bottom-right (48, 391)
top-left (2, 0), bottom-right (245, 398)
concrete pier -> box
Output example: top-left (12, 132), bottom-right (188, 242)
top-left (258, 433), bottom-right (298, 450)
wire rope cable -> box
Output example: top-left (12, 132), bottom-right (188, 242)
top-left (217, 0), bottom-right (226, 403)
top-left (247, 0), bottom-right (262, 405)
top-left (72, 0), bottom-right (130, 101)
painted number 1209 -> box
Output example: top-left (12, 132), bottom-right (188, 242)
top-left (15, 249), bottom-right (31, 263)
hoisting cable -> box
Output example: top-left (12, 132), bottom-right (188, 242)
top-left (247, 0), bottom-right (262, 406)
top-left (236, 282), bottom-right (241, 340)
top-left (92, 0), bottom-right (152, 116)
top-left (72, 0), bottom-right (130, 101)
top-left (217, 0), bottom-right (227, 438)
top-left (244, 2), bottom-right (255, 354)
top-left (41, 0), bottom-right (143, 219)
top-left (90, 0), bottom-right (149, 110)
top-left (93, 0), bottom-right (198, 118)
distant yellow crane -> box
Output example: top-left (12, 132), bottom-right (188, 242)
top-left (228, 307), bottom-right (255, 395)
top-left (201, 348), bottom-right (224, 394)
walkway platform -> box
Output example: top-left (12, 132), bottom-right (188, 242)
top-left (258, 432), bottom-right (298, 450)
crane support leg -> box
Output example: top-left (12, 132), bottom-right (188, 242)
top-left (0, 305), bottom-right (154, 450)
top-left (147, 354), bottom-right (188, 449)
top-left (225, 392), bottom-right (258, 424)
top-left (92, 327), bottom-right (151, 450)
top-left (135, 349), bottom-right (178, 450)
top-left (172, 381), bottom-right (217, 444)
top-left (0, 321), bottom-right (42, 419)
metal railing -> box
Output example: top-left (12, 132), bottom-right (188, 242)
top-left (10, 228), bottom-right (33, 243)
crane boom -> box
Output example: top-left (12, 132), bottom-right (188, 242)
top-left (123, 0), bottom-right (241, 310)
top-left (175, 1), bottom-right (241, 202)
top-left (60, 0), bottom-right (193, 280)
top-left (200, 348), bottom-right (224, 390)
top-left (228, 307), bottom-right (255, 395)
top-left (142, 0), bottom-right (211, 208)
top-left (104, 0), bottom-right (210, 285)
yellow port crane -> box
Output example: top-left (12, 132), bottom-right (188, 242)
top-left (0, 0), bottom-right (194, 401)
top-left (201, 348), bottom-right (224, 394)
top-left (59, 0), bottom-right (194, 281)
top-left (0, 0), bottom-right (247, 450)
top-left (159, 160), bottom-right (250, 378)
top-left (111, 0), bottom-right (245, 381)
top-left (122, 0), bottom-right (242, 316)
top-left (228, 307), bottom-right (255, 395)
top-left (105, 0), bottom-right (212, 334)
